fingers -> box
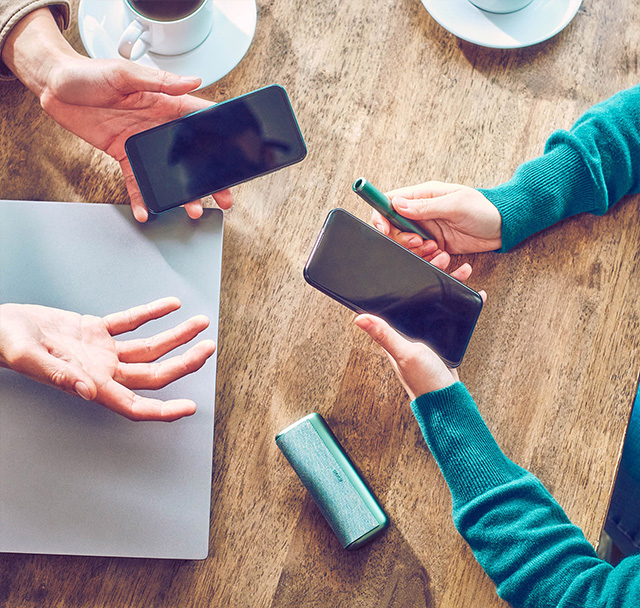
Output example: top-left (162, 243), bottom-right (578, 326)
top-left (370, 210), bottom-right (431, 250)
top-left (116, 315), bottom-right (210, 363)
top-left (11, 347), bottom-right (98, 400)
top-left (114, 339), bottom-right (216, 390)
top-left (103, 297), bottom-right (182, 336)
top-left (450, 262), bottom-right (472, 283)
top-left (371, 210), bottom-right (391, 236)
top-left (424, 249), bottom-right (451, 271)
top-left (212, 189), bottom-right (233, 210)
top-left (120, 157), bottom-right (149, 223)
top-left (354, 314), bottom-right (411, 362)
top-left (47, 356), bottom-right (98, 400)
top-left (391, 194), bottom-right (456, 222)
top-left (183, 190), bottom-right (233, 218)
top-left (386, 181), bottom-right (464, 201)
top-left (97, 378), bottom-right (197, 421)
top-left (117, 62), bottom-right (201, 96)
top-left (183, 200), bottom-right (204, 219)
top-left (412, 240), bottom-right (442, 259)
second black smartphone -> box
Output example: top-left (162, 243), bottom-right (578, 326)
top-left (304, 209), bottom-right (483, 367)
top-left (125, 85), bottom-right (307, 214)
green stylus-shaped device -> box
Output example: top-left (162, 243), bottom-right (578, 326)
top-left (352, 177), bottom-right (435, 241)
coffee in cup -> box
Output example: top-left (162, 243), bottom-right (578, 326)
top-left (127, 0), bottom-right (205, 22)
top-left (118, 0), bottom-right (214, 61)
top-left (468, 0), bottom-right (534, 13)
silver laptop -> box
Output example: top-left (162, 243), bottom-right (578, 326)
top-left (0, 201), bottom-right (223, 559)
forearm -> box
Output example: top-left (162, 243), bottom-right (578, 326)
top-left (1, 5), bottom-right (75, 94)
top-left (478, 84), bottom-right (640, 251)
top-left (412, 383), bottom-right (640, 607)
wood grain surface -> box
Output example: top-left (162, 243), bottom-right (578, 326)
top-left (2, 1), bottom-right (640, 607)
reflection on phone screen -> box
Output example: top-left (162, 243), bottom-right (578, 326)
top-left (305, 210), bottom-right (483, 366)
top-left (127, 86), bottom-right (306, 211)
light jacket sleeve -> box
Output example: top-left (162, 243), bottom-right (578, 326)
top-left (0, 0), bottom-right (70, 80)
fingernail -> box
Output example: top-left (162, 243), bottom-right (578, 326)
top-left (356, 316), bottom-right (372, 330)
top-left (182, 76), bottom-right (201, 86)
top-left (393, 197), bottom-right (408, 210)
top-left (408, 237), bottom-right (422, 247)
top-left (134, 208), bottom-right (148, 223)
top-left (75, 382), bottom-right (92, 401)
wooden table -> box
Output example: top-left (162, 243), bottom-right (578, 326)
top-left (2, 0), bottom-right (640, 606)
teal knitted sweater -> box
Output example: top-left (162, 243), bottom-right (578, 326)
top-left (413, 85), bottom-right (640, 607)
top-left (479, 84), bottom-right (640, 251)
top-left (413, 385), bottom-right (640, 608)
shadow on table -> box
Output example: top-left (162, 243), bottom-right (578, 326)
top-left (269, 498), bottom-right (434, 608)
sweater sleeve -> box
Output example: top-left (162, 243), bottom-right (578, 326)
top-left (478, 84), bottom-right (640, 251)
top-left (411, 382), bottom-right (640, 608)
top-left (0, 0), bottom-right (70, 80)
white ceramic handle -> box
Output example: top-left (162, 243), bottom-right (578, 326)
top-left (117, 21), bottom-right (151, 61)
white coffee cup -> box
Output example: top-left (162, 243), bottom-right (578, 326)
top-left (118, 0), bottom-right (214, 61)
top-left (468, 0), bottom-right (534, 13)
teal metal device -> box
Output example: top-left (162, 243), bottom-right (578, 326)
top-left (276, 413), bottom-right (388, 550)
top-left (352, 177), bottom-right (435, 241)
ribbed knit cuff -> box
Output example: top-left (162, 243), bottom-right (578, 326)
top-left (411, 382), bottom-right (526, 507)
top-left (479, 143), bottom-right (598, 252)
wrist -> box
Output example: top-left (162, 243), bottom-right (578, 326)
top-left (2, 8), bottom-right (78, 98)
top-left (0, 303), bottom-right (18, 368)
top-left (406, 365), bottom-right (458, 401)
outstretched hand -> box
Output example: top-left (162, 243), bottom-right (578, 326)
top-left (1, 8), bottom-right (232, 222)
top-left (41, 56), bottom-right (233, 222)
top-left (0, 298), bottom-right (216, 421)
top-left (371, 181), bottom-right (502, 269)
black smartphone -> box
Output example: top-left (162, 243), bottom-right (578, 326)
top-left (125, 84), bottom-right (307, 214)
top-left (304, 209), bottom-right (483, 367)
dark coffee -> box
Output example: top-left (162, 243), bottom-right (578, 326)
top-left (128, 0), bottom-right (204, 22)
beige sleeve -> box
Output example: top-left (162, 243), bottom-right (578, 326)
top-left (0, 0), bottom-right (70, 80)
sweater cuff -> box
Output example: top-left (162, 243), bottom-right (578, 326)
top-left (411, 382), bottom-right (526, 507)
top-left (478, 143), bottom-right (599, 252)
top-left (0, 2), bottom-right (70, 81)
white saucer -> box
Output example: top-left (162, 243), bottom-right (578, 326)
top-left (421, 0), bottom-right (582, 49)
top-left (78, 0), bottom-right (257, 88)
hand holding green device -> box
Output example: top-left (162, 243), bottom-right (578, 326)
top-left (352, 177), bottom-right (435, 241)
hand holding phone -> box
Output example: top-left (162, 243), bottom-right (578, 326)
top-left (125, 85), bottom-right (307, 214)
top-left (304, 209), bottom-right (483, 367)
top-left (355, 314), bottom-right (459, 400)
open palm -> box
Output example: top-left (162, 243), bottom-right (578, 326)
top-left (39, 56), bottom-right (233, 222)
top-left (0, 298), bottom-right (215, 421)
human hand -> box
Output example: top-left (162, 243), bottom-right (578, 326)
top-left (41, 56), bottom-right (234, 222)
top-left (371, 182), bottom-right (502, 269)
top-left (0, 298), bottom-right (215, 421)
top-left (2, 8), bottom-right (233, 222)
top-left (355, 265), bottom-right (486, 400)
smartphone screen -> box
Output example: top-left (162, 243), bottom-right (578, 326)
top-left (125, 85), bottom-right (307, 213)
top-left (304, 209), bottom-right (483, 367)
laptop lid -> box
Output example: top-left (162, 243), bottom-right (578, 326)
top-left (0, 201), bottom-right (222, 559)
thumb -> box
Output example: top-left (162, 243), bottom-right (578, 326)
top-left (18, 349), bottom-right (98, 401)
top-left (391, 194), bottom-right (456, 222)
top-left (116, 62), bottom-right (201, 96)
top-left (355, 314), bottom-right (410, 362)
